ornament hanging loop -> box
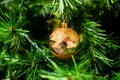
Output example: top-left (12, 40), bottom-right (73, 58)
top-left (61, 20), bottom-right (68, 28)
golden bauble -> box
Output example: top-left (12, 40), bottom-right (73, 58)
top-left (49, 27), bottom-right (79, 60)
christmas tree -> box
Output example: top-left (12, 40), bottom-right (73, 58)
top-left (0, 0), bottom-right (120, 80)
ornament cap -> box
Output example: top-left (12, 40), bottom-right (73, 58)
top-left (61, 20), bottom-right (67, 28)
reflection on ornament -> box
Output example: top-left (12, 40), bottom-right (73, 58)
top-left (49, 20), bottom-right (79, 60)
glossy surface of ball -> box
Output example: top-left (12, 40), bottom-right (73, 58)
top-left (49, 27), bottom-right (79, 60)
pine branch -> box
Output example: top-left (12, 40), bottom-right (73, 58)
top-left (77, 21), bottom-right (117, 74)
top-left (40, 68), bottom-right (95, 80)
top-left (19, 33), bottom-right (53, 62)
top-left (51, 0), bottom-right (82, 20)
top-left (0, 11), bottom-right (28, 53)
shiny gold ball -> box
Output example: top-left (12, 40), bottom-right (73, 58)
top-left (49, 27), bottom-right (79, 60)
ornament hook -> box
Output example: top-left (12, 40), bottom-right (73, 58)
top-left (61, 20), bottom-right (67, 28)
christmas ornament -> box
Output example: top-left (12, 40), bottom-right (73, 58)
top-left (49, 20), bottom-right (79, 60)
